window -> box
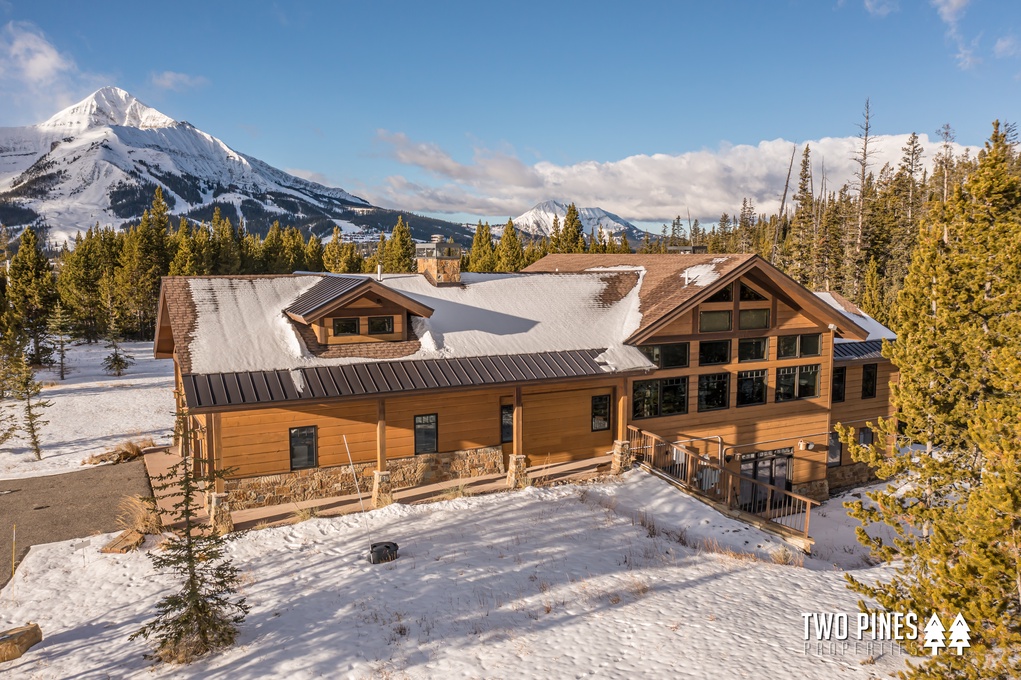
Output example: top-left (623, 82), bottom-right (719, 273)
top-left (858, 426), bottom-right (874, 446)
top-left (736, 369), bottom-right (767, 406)
top-left (776, 364), bottom-right (820, 401)
top-left (367, 316), bottom-right (394, 335)
top-left (739, 309), bottom-right (770, 330)
top-left (739, 283), bottom-right (767, 301)
top-left (827, 432), bottom-right (842, 467)
top-left (591, 395), bottom-right (611, 431)
top-left (832, 366), bottom-right (846, 403)
top-left (632, 378), bottom-right (687, 419)
top-left (639, 342), bottom-right (689, 369)
top-left (332, 317), bottom-right (358, 336)
top-left (699, 310), bottom-right (732, 332)
top-left (698, 340), bottom-right (731, 365)
top-left (706, 285), bottom-right (733, 303)
top-left (414, 414), bottom-right (438, 454)
top-left (698, 373), bottom-right (729, 411)
top-left (862, 364), bottom-right (878, 399)
top-left (778, 333), bottom-right (821, 358)
top-left (289, 426), bottom-right (317, 470)
top-left (500, 405), bottom-right (513, 443)
top-left (738, 337), bottom-right (768, 362)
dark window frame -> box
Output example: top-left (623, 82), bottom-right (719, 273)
top-left (289, 425), bottom-right (317, 470)
top-left (738, 337), bottom-right (768, 362)
top-left (367, 315), bottom-right (395, 335)
top-left (705, 284), bottom-right (733, 303)
top-left (591, 395), bottom-right (611, 432)
top-left (332, 317), bottom-right (359, 336)
top-left (827, 432), bottom-right (842, 467)
top-left (639, 342), bottom-right (689, 369)
top-left (858, 426), bottom-right (874, 446)
top-left (738, 308), bottom-right (770, 330)
top-left (739, 282), bottom-right (767, 301)
top-left (862, 363), bottom-right (878, 399)
top-left (500, 405), bottom-right (513, 444)
top-left (698, 339), bottom-right (731, 366)
top-left (832, 366), bottom-right (846, 403)
top-left (777, 333), bottom-right (822, 359)
top-left (776, 364), bottom-right (821, 401)
top-left (631, 377), bottom-right (688, 419)
top-left (736, 369), bottom-right (767, 407)
top-left (414, 413), bottom-right (438, 454)
top-left (697, 373), bottom-right (730, 412)
top-left (699, 309), bottom-right (732, 333)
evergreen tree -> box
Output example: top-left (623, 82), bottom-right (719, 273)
top-left (116, 189), bottom-right (173, 338)
top-left (131, 408), bottom-right (249, 663)
top-left (211, 210), bottom-right (241, 275)
top-left (363, 232), bottom-right (387, 274)
top-left (169, 220), bottom-right (199, 276)
top-left (858, 257), bottom-right (885, 325)
top-left (467, 221), bottom-right (496, 272)
top-left (6, 226), bottom-right (57, 364)
top-left (102, 274), bottom-right (134, 376)
top-left (383, 216), bottom-right (415, 273)
top-left (561, 203), bottom-right (585, 253)
top-left (10, 347), bottom-right (51, 460)
top-left (785, 145), bottom-right (815, 285)
top-left (618, 232), bottom-right (631, 254)
top-left (260, 222), bottom-right (288, 273)
top-left (494, 220), bottom-right (525, 272)
top-left (239, 230), bottom-right (262, 274)
top-left (46, 302), bottom-right (72, 380)
top-left (842, 122), bottom-right (1021, 679)
top-left (303, 234), bottom-right (325, 272)
top-left (282, 226), bottom-right (306, 272)
top-left (548, 214), bottom-right (562, 253)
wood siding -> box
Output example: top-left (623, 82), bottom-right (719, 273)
top-left (311, 295), bottom-right (408, 344)
top-left (830, 360), bottom-right (898, 465)
top-left (521, 383), bottom-right (616, 466)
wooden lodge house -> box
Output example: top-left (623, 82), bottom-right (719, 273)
top-left (153, 247), bottom-right (897, 516)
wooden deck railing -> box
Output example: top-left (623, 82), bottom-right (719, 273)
top-left (627, 426), bottom-right (816, 542)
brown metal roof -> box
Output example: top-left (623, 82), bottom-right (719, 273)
top-left (834, 340), bottom-right (886, 361)
top-left (181, 349), bottom-right (618, 409)
top-left (285, 275), bottom-right (367, 318)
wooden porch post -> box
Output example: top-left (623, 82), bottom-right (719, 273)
top-left (616, 379), bottom-right (629, 441)
top-left (376, 398), bottom-right (387, 471)
top-left (512, 386), bottom-right (523, 458)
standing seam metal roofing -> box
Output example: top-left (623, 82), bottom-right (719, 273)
top-left (284, 275), bottom-right (367, 318)
top-left (833, 340), bottom-right (886, 361)
top-left (181, 348), bottom-right (625, 409)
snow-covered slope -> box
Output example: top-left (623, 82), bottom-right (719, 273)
top-left (0, 87), bottom-right (383, 244)
top-left (508, 199), bottom-right (647, 242)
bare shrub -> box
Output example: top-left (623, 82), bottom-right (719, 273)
top-left (626, 575), bottom-right (650, 598)
top-left (698, 537), bottom-right (759, 562)
top-left (84, 437), bottom-right (157, 465)
top-left (117, 494), bottom-right (163, 534)
top-left (770, 545), bottom-right (805, 567)
top-left (292, 506), bottom-right (319, 522)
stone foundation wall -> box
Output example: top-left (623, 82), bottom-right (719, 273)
top-left (827, 462), bottom-right (878, 493)
top-left (225, 446), bottom-right (504, 510)
top-left (792, 479), bottom-right (829, 503)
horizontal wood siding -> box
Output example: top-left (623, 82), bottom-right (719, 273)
top-left (384, 390), bottom-right (505, 459)
top-left (830, 360), bottom-right (898, 465)
top-left (521, 385), bottom-right (615, 465)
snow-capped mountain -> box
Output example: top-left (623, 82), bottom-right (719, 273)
top-left (507, 200), bottom-right (646, 242)
top-left (0, 87), bottom-right (469, 245)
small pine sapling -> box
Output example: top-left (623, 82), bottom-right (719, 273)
top-left (47, 302), bottom-right (73, 380)
top-left (10, 348), bottom-right (51, 460)
top-left (131, 406), bottom-right (249, 664)
top-left (102, 293), bottom-right (134, 376)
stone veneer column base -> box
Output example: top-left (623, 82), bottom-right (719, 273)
top-left (208, 492), bottom-right (234, 535)
top-left (372, 470), bottom-right (394, 508)
top-left (506, 454), bottom-right (527, 489)
top-left (827, 461), bottom-right (879, 494)
top-left (610, 440), bottom-right (633, 475)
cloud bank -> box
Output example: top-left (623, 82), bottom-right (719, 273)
top-left (370, 132), bottom-right (976, 224)
top-left (150, 70), bottom-right (209, 92)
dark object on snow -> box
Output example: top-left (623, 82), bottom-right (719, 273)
top-left (368, 541), bottom-right (399, 564)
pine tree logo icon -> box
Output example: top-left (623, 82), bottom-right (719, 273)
top-left (923, 613), bottom-right (946, 656)
top-left (947, 613), bottom-right (971, 655)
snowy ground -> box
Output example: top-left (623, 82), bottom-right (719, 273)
top-left (0, 342), bottom-right (175, 480)
top-left (0, 471), bottom-right (908, 679)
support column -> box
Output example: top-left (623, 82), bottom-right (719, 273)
top-left (616, 380), bottom-right (628, 441)
top-left (208, 492), bottom-right (234, 535)
top-left (512, 387), bottom-right (523, 458)
top-left (376, 399), bottom-right (387, 472)
top-left (610, 439), bottom-right (633, 476)
top-left (506, 454), bottom-right (528, 489)
top-left (372, 470), bottom-right (394, 508)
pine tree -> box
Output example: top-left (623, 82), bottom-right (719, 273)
top-left (282, 226), bottom-right (306, 272)
top-left (858, 257), bottom-right (885, 324)
top-left (46, 302), bottom-right (72, 380)
top-left (260, 222), bottom-right (288, 273)
top-left (841, 122), bottom-right (1021, 679)
top-left (6, 226), bottom-right (57, 364)
top-left (467, 221), bottom-right (496, 272)
top-left (116, 189), bottom-right (173, 338)
top-left (494, 219), bottom-right (525, 272)
top-left (383, 216), bottom-right (415, 273)
top-left (211, 210), bottom-right (241, 275)
top-left (102, 274), bottom-right (134, 377)
top-left (169, 220), bottom-right (199, 276)
top-left (303, 234), bottom-right (325, 272)
top-left (322, 227), bottom-right (346, 273)
top-left (561, 203), bottom-right (585, 253)
top-left (618, 232), bottom-right (631, 253)
top-left (10, 347), bottom-right (51, 460)
top-left (130, 407), bottom-right (249, 663)
top-left (548, 214), bottom-right (562, 253)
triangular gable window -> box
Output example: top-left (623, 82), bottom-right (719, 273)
top-left (739, 282), bottom-right (767, 301)
top-left (706, 284), bottom-right (733, 303)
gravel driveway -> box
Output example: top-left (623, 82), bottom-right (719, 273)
top-left (0, 460), bottom-right (152, 587)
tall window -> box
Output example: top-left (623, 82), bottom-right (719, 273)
top-left (414, 414), bottom-right (438, 454)
top-left (738, 337), bottom-right (768, 362)
top-left (332, 318), bottom-right (358, 336)
top-left (591, 395), bottom-right (611, 431)
top-left (832, 366), bottom-right (846, 403)
top-left (858, 426), bottom-right (874, 446)
top-left (500, 405), bottom-right (513, 443)
top-left (698, 373), bottom-right (729, 411)
top-left (699, 310), bottom-right (732, 332)
top-left (698, 340), bottom-right (731, 365)
top-left (368, 316), bottom-right (394, 335)
top-left (639, 342), bottom-right (689, 368)
top-left (632, 378), bottom-right (688, 419)
top-left (862, 364), bottom-right (878, 399)
top-left (738, 309), bottom-right (770, 330)
top-left (776, 364), bottom-right (821, 401)
top-left (827, 432), bottom-right (842, 467)
top-left (777, 333), bottom-right (822, 359)
top-left (289, 426), bottom-right (317, 470)
top-left (736, 369), bottom-right (767, 406)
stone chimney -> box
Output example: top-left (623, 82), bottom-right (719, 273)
top-left (416, 242), bottom-right (462, 286)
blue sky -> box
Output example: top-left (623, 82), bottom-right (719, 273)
top-left (1, 1), bottom-right (1018, 228)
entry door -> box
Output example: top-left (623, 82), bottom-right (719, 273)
top-left (738, 449), bottom-right (793, 512)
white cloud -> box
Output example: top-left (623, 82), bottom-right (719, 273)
top-left (150, 70), bottom-right (209, 91)
top-left (369, 133), bottom-right (976, 224)
top-left (930, 0), bottom-right (979, 69)
top-left (863, 0), bottom-right (897, 17)
top-left (0, 21), bottom-right (108, 123)
top-left (285, 168), bottom-right (334, 187)
top-left (994, 36), bottom-right (1018, 58)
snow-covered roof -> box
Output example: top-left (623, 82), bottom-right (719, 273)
top-left (182, 271), bottom-right (652, 378)
top-left (813, 292), bottom-right (896, 343)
